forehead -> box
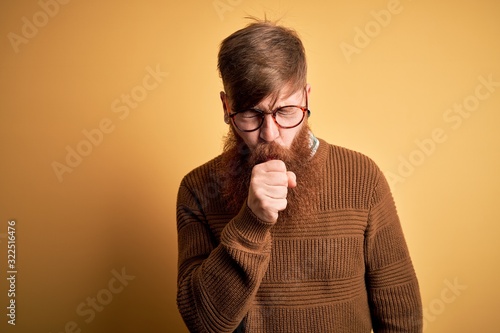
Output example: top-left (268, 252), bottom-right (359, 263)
top-left (256, 86), bottom-right (304, 109)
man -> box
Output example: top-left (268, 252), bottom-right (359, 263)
top-left (176, 20), bottom-right (422, 333)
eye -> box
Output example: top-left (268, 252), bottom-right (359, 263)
top-left (239, 110), bottom-right (262, 119)
top-left (276, 106), bottom-right (299, 117)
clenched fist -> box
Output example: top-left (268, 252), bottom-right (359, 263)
top-left (247, 160), bottom-right (297, 223)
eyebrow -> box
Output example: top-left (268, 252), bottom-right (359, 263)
top-left (255, 91), bottom-right (305, 110)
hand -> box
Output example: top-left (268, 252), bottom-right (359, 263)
top-left (247, 160), bottom-right (297, 223)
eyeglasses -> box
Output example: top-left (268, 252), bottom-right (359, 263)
top-left (228, 89), bottom-right (311, 132)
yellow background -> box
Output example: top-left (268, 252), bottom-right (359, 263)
top-left (1, 0), bottom-right (499, 332)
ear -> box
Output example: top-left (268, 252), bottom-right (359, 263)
top-left (220, 91), bottom-right (230, 124)
top-left (305, 84), bottom-right (312, 118)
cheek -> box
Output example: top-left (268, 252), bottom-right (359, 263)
top-left (282, 127), bottom-right (302, 148)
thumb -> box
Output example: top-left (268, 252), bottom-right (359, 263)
top-left (287, 171), bottom-right (297, 188)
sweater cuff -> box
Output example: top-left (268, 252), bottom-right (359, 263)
top-left (221, 203), bottom-right (273, 252)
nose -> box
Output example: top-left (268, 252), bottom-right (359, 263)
top-left (259, 114), bottom-right (280, 142)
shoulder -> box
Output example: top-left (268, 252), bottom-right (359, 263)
top-left (319, 138), bottom-right (381, 177)
top-left (317, 138), bottom-right (387, 208)
top-left (177, 155), bottom-right (226, 215)
top-left (179, 155), bottom-right (222, 190)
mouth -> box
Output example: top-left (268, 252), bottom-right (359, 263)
top-left (265, 154), bottom-right (279, 161)
top-left (250, 141), bottom-right (288, 165)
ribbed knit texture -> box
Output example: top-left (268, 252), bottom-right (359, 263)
top-left (176, 139), bottom-right (423, 333)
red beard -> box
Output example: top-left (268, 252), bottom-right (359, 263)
top-left (218, 124), bottom-right (319, 222)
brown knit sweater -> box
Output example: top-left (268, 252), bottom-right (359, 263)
top-left (176, 139), bottom-right (423, 333)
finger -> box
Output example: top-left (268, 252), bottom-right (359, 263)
top-left (260, 159), bottom-right (287, 172)
top-left (287, 171), bottom-right (297, 188)
top-left (265, 184), bottom-right (288, 199)
top-left (276, 198), bottom-right (289, 212)
top-left (265, 171), bottom-right (289, 186)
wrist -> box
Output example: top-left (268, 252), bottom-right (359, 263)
top-left (221, 203), bottom-right (273, 252)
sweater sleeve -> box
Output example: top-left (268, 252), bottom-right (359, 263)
top-left (364, 169), bottom-right (423, 333)
top-left (176, 178), bottom-right (273, 333)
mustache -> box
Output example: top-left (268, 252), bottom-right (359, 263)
top-left (250, 142), bottom-right (289, 165)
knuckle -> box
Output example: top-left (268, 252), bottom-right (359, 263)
top-left (274, 160), bottom-right (286, 170)
top-left (253, 187), bottom-right (265, 200)
top-left (260, 200), bottom-right (273, 211)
